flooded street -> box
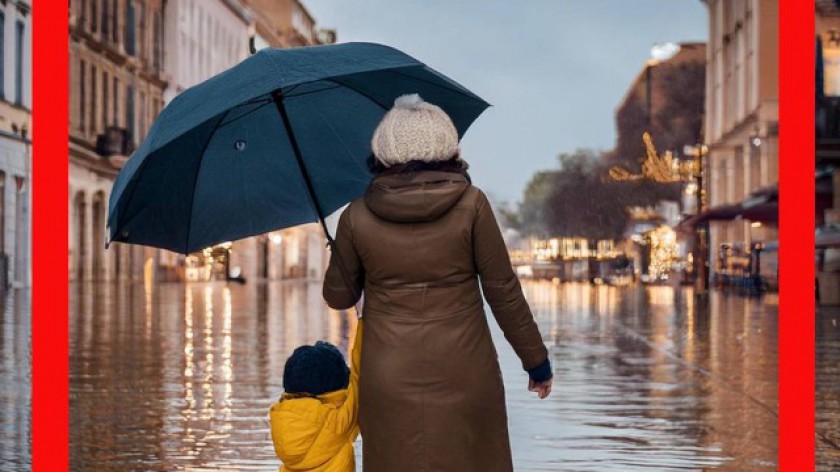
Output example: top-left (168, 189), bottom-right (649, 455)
top-left (817, 306), bottom-right (840, 471)
top-left (70, 280), bottom-right (778, 471)
top-left (0, 290), bottom-right (31, 471)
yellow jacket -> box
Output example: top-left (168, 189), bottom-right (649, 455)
top-left (270, 321), bottom-right (362, 472)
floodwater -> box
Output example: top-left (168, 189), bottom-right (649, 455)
top-left (0, 290), bottom-right (31, 471)
top-left (817, 305), bottom-right (840, 471)
top-left (69, 281), bottom-right (778, 471)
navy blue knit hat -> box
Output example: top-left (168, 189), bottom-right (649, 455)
top-left (283, 341), bottom-right (350, 396)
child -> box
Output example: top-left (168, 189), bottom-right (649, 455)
top-left (269, 320), bottom-right (362, 472)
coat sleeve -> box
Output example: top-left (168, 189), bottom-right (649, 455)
top-left (323, 206), bottom-right (364, 310)
top-left (327, 320), bottom-right (362, 439)
top-left (472, 189), bottom-right (550, 374)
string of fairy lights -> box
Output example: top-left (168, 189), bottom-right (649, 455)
top-left (609, 132), bottom-right (695, 279)
top-left (608, 132), bottom-right (698, 183)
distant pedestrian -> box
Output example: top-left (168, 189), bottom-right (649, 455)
top-left (323, 94), bottom-right (553, 472)
top-left (269, 321), bottom-right (363, 472)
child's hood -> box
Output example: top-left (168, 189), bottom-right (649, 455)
top-left (269, 390), bottom-right (349, 468)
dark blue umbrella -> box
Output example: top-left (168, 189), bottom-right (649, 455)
top-left (107, 42), bottom-right (489, 254)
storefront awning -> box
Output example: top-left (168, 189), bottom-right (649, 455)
top-left (678, 203), bottom-right (742, 229)
top-left (817, 229), bottom-right (840, 248)
top-left (741, 202), bottom-right (778, 223)
top-left (679, 184), bottom-right (778, 229)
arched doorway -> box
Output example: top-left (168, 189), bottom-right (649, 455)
top-left (91, 192), bottom-right (105, 280)
top-left (74, 192), bottom-right (86, 281)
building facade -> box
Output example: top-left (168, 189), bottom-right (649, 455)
top-left (702, 0), bottom-right (779, 282)
top-left (0, 0), bottom-right (31, 288)
top-left (816, 0), bottom-right (840, 304)
top-left (162, 0), bottom-right (251, 102)
top-left (69, 0), bottom-right (336, 284)
top-left (243, 0), bottom-right (335, 50)
top-left (69, 0), bottom-right (167, 281)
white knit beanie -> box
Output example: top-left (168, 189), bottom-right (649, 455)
top-left (371, 94), bottom-right (459, 167)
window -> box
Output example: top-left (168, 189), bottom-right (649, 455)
top-left (101, 0), bottom-right (108, 37)
top-left (79, 60), bottom-right (86, 131)
top-left (91, 66), bottom-right (97, 133)
top-left (823, 31), bottom-right (840, 96)
top-left (80, 0), bottom-right (87, 29)
top-left (0, 12), bottom-right (5, 100)
top-left (102, 70), bottom-right (108, 127)
top-left (139, 91), bottom-right (146, 140)
top-left (0, 172), bottom-right (4, 253)
top-left (15, 21), bottom-right (24, 106)
top-left (197, 9), bottom-right (203, 75)
top-left (126, 85), bottom-right (134, 140)
top-left (112, 0), bottom-right (118, 43)
top-left (112, 76), bottom-right (118, 126)
top-left (149, 11), bottom-right (155, 67)
top-left (153, 11), bottom-right (162, 71)
top-left (138, 2), bottom-right (145, 60)
top-left (91, 0), bottom-right (98, 32)
top-left (125, 1), bottom-right (135, 55)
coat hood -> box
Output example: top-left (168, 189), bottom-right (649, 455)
top-left (364, 171), bottom-right (470, 223)
top-left (269, 390), bottom-right (349, 469)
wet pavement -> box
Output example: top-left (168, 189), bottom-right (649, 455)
top-left (70, 280), bottom-right (778, 471)
top-left (817, 305), bottom-right (840, 471)
top-left (0, 289), bottom-right (31, 471)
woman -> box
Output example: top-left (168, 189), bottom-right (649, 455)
top-left (323, 94), bottom-right (552, 472)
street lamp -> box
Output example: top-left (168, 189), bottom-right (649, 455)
top-left (684, 142), bottom-right (709, 293)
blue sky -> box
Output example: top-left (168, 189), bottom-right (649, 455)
top-left (304, 0), bottom-right (707, 203)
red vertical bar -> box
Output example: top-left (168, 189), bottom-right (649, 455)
top-left (779, 0), bottom-right (814, 469)
top-left (32, 1), bottom-right (69, 471)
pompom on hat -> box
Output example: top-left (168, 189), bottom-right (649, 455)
top-left (371, 94), bottom-right (460, 167)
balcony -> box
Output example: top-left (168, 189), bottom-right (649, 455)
top-left (818, 96), bottom-right (840, 139)
top-left (95, 126), bottom-right (135, 168)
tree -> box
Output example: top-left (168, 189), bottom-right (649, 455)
top-left (518, 169), bottom-right (561, 237)
top-left (544, 159), bottom-right (630, 240)
top-left (654, 61), bottom-right (705, 151)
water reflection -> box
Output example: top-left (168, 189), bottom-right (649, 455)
top-left (70, 281), bottom-right (777, 471)
top-left (509, 282), bottom-right (777, 471)
top-left (0, 290), bottom-right (31, 471)
top-left (817, 305), bottom-right (840, 471)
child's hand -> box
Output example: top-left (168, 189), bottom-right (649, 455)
top-left (528, 377), bottom-right (553, 399)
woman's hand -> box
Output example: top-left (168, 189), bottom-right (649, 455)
top-left (528, 377), bottom-right (553, 399)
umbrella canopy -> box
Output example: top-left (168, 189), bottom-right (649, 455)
top-left (107, 42), bottom-right (489, 254)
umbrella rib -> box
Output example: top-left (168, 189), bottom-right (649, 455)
top-left (324, 78), bottom-right (389, 110)
top-left (385, 68), bottom-right (483, 102)
top-left (184, 110), bottom-right (230, 254)
top-left (281, 84), bottom-right (303, 96)
top-left (242, 96), bottom-right (273, 106)
top-left (216, 100), bottom-right (275, 130)
top-left (281, 84), bottom-right (343, 100)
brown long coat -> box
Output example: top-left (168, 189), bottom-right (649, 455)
top-left (323, 170), bottom-right (548, 472)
